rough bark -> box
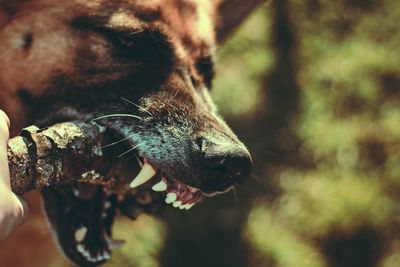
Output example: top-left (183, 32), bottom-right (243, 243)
top-left (8, 121), bottom-right (135, 195)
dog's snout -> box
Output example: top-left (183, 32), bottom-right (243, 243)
top-left (196, 136), bottom-right (252, 190)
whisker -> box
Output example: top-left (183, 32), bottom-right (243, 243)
top-left (118, 143), bottom-right (142, 158)
top-left (127, 29), bottom-right (144, 35)
top-left (121, 97), bottom-right (153, 116)
top-left (101, 134), bottom-right (136, 148)
top-left (92, 113), bottom-right (142, 121)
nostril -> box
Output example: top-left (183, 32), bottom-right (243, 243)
top-left (205, 153), bottom-right (252, 189)
top-left (197, 136), bottom-right (252, 188)
top-left (200, 155), bottom-right (228, 172)
top-left (211, 158), bottom-right (227, 173)
top-left (227, 155), bottom-right (252, 179)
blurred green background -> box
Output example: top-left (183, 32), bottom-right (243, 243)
top-left (64, 0), bottom-right (400, 266)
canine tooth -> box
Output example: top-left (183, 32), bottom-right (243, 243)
top-left (179, 204), bottom-right (186, 210)
top-left (130, 163), bottom-right (156, 188)
top-left (74, 226), bottom-right (88, 243)
top-left (165, 193), bottom-right (177, 204)
top-left (173, 201), bottom-right (182, 207)
top-left (135, 156), bottom-right (144, 168)
top-left (152, 180), bottom-right (167, 191)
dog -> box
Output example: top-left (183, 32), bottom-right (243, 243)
top-left (0, 0), bottom-right (257, 265)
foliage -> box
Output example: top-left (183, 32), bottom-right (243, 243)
top-left (226, 0), bottom-right (400, 266)
top-left (106, 215), bottom-right (166, 267)
top-left (212, 6), bottom-right (273, 116)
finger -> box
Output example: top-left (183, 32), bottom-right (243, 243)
top-left (0, 109), bottom-right (9, 154)
top-left (0, 109), bottom-right (10, 139)
top-left (0, 110), bottom-right (10, 189)
top-left (0, 109), bottom-right (10, 128)
top-left (12, 194), bottom-right (29, 227)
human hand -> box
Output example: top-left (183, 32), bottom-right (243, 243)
top-left (0, 110), bottom-right (28, 242)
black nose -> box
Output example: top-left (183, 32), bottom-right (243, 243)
top-left (197, 136), bottom-right (252, 190)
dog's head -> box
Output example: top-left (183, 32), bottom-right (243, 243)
top-left (0, 0), bottom-right (256, 265)
top-left (0, 0), bottom-right (252, 199)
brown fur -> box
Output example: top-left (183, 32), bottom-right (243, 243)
top-left (0, 0), bottom-right (260, 265)
top-left (0, 0), bottom-right (216, 135)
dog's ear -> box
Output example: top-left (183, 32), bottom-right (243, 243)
top-left (212, 0), bottom-right (266, 43)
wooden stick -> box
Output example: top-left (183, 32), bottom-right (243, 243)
top-left (8, 121), bottom-right (134, 195)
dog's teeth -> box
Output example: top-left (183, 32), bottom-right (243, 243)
top-left (83, 249), bottom-right (91, 258)
top-left (72, 188), bottom-right (80, 197)
top-left (103, 251), bottom-right (110, 259)
top-left (165, 192), bottom-right (177, 204)
top-left (130, 162), bottom-right (157, 188)
top-left (186, 203), bottom-right (195, 210)
top-left (77, 244), bottom-right (85, 253)
top-left (152, 180), bottom-right (167, 191)
top-left (104, 200), bottom-right (111, 209)
top-left (74, 226), bottom-right (88, 243)
top-left (104, 233), bottom-right (124, 249)
top-left (78, 244), bottom-right (91, 258)
top-left (173, 201), bottom-right (182, 207)
top-left (179, 204), bottom-right (186, 209)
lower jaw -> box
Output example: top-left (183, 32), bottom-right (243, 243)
top-left (131, 155), bottom-right (240, 210)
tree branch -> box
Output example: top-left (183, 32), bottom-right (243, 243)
top-left (8, 121), bottom-right (134, 195)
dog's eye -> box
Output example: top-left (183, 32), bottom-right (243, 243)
top-left (114, 29), bottom-right (173, 60)
top-left (116, 29), bottom-right (167, 49)
top-left (117, 30), bottom-right (146, 47)
top-left (196, 56), bottom-right (215, 89)
top-left (70, 16), bottom-right (172, 60)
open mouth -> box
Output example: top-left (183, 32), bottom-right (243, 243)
top-left (130, 157), bottom-right (204, 210)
